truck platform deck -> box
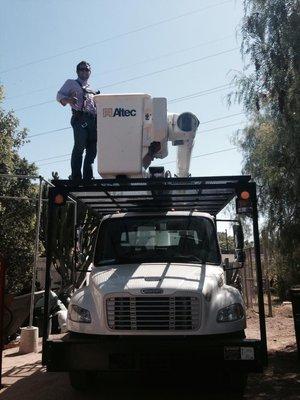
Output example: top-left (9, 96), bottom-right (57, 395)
top-left (43, 175), bottom-right (268, 372)
top-left (51, 175), bottom-right (252, 216)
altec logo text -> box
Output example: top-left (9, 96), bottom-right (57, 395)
top-left (103, 107), bottom-right (137, 117)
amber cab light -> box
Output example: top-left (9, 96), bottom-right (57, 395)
top-left (54, 194), bottom-right (65, 205)
top-left (240, 191), bottom-right (250, 200)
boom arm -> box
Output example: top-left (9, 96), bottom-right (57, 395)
top-left (176, 139), bottom-right (194, 178)
top-left (167, 112), bottom-right (199, 177)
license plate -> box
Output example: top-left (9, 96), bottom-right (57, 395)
top-left (224, 346), bottom-right (255, 360)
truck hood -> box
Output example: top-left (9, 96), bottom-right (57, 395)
top-left (90, 263), bottom-right (223, 296)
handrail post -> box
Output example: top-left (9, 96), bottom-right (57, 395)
top-left (29, 176), bottom-right (43, 327)
top-left (0, 255), bottom-right (6, 389)
top-left (42, 188), bottom-right (55, 364)
top-left (251, 182), bottom-right (268, 365)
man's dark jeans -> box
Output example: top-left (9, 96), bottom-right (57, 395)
top-left (71, 113), bottom-right (97, 180)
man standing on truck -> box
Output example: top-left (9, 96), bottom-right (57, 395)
top-left (57, 61), bottom-right (99, 180)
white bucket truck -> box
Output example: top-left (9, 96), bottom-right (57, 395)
top-left (44, 94), bottom-right (267, 394)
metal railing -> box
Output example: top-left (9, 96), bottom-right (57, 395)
top-left (0, 173), bottom-right (76, 329)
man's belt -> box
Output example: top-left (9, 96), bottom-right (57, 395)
top-left (72, 109), bottom-right (96, 118)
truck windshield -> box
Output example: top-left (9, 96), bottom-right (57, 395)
top-left (94, 216), bottom-right (221, 266)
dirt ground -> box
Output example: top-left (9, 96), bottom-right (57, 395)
top-left (1, 303), bottom-right (299, 399)
top-left (244, 303), bottom-right (300, 399)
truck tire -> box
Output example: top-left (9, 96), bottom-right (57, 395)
top-left (223, 371), bottom-right (248, 396)
top-left (69, 371), bottom-right (95, 391)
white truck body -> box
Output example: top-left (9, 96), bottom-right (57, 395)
top-left (67, 211), bottom-right (246, 336)
top-left (45, 179), bottom-right (264, 392)
top-left (44, 93), bottom-right (265, 392)
top-left (66, 94), bottom-right (245, 344)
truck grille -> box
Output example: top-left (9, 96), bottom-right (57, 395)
top-left (106, 296), bottom-right (200, 331)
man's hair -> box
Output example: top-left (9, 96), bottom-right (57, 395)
top-left (76, 61), bottom-right (91, 72)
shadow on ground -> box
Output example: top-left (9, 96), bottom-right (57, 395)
top-left (1, 349), bottom-right (299, 400)
top-left (245, 349), bottom-right (300, 400)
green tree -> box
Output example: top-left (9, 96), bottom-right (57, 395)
top-left (0, 86), bottom-right (38, 294)
top-left (230, 0), bottom-right (300, 297)
top-left (42, 194), bottom-right (100, 296)
top-left (218, 232), bottom-right (235, 253)
top-left (0, 85), bottom-right (100, 298)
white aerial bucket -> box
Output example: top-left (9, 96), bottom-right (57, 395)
top-left (93, 93), bottom-right (167, 178)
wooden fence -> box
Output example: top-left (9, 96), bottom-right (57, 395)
top-left (239, 246), bottom-right (273, 317)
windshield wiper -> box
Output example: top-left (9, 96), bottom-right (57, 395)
top-left (96, 258), bottom-right (118, 266)
top-left (173, 254), bottom-right (206, 263)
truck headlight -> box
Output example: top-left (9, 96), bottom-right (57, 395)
top-left (217, 303), bottom-right (244, 323)
top-left (68, 304), bottom-right (91, 323)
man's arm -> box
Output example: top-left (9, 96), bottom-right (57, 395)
top-left (57, 80), bottom-right (78, 107)
top-left (142, 141), bottom-right (161, 169)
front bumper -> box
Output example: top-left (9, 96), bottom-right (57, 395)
top-left (45, 333), bottom-right (265, 373)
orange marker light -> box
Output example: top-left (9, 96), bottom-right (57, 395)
top-left (54, 194), bottom-right (65, 205)
top-left (240, 191), bottom-right (250, 200)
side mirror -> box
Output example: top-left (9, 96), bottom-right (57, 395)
top-left (223, 256), bottom-right (243, 271)
top-left (233, 223), bottom-right (244, 249)
top-left (223, 257), bottom-right (230, 270)
top-left (233, 223), bottom-right (245, 266)
top-left (235, 249), bottom-right (246, 263)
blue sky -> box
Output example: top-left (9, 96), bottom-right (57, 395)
top-left (1, 0), bottom-right (246, 181)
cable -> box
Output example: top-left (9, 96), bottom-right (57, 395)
top-left (192, 147), bottom-right (238, 159)
top-left (37, 146), bottom-right (238, 168)
top-left (1, 0), bottom-right (233, 74)
top-left (6, 34), bottom-right (234, 100)
top-left (168, 84), bottom-right (231, 103)
top-left (27, 106), bottom-right (243, 139)
top-left (201, 121), bottom-right (244, 133)
top-left (27, 85), bottom-right (232, 135)
top-left (28, 105), bottom-right (240, 141)
top-left (100, 48), bottom-right (238, 90)
top-left (14, 47), bottom-right (238, 112)
top-left (34, 153), bottom-right (70, 162)
top-left (34, 122), bottom-right (244, 166)
top-left (94, 35), bottom-right (234, 80)
top-left (163, 147), bottom-right (237, 165)
top-left (28, 109), bottom-right (243, 140)
top-left (200, 112), bottom-right (243, 125)
top-left (15, 100), bottom-right (55, 112)
top-left (38, 158), bottom-right (71, 167)
top-left (28, 126), bottom-right (70, 138)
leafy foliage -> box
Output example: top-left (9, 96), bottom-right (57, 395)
top-left (0, 86), bottom-right (38, 294)
top-left (218, 232), bottom-right (235, 253)
top-left (230, 0), bottom-right (300, 297)
top-left (0, 85), bottom-right (100, 297)
top-left (42, 195), bottom-right (100, 296)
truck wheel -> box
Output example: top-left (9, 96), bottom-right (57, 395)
top-left (219, 371), bottom-right (248, 399)
top-left (69, 371), bottom-right (95, 391)
top-left (222, 371), bottom-right (248, 396)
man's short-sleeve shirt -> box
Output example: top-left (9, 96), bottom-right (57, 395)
top-left (56, 79), bottom-right (96, 115)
